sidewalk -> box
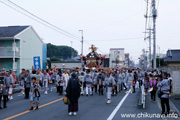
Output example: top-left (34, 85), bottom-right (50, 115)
top-left (170, 96), bottom-right (180, 117)
top-left (156, 95), bottom-right (180, 120)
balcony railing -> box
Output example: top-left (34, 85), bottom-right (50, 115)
top-left (0, 47), bottom-right (20, 58)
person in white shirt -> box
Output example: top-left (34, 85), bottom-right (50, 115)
top-left (41, 70), bottom-right (50, 94)
top-left (63, 70), bottom-right (69, 94)
top-left (83, 69), bottom-right (93, 96)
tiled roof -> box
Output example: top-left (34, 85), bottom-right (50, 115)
top-left (164, 50), bottom-right (180, 63)
top-left (0, 26), bottom-right (29, 38)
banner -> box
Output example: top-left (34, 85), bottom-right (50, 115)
top-left (33, 56), bottom-right (41, 70)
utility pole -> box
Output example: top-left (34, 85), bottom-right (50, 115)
top-left (79, 30), bottom-right (83, 68)
top-left (147, 29), bottom-right (152, 69)
top-left (152, 0), bottom-right (157, 69)
top-left (70, 41), bottom-right (73, 58)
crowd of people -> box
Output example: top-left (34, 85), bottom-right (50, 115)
top-left (0, 66), bottom-right (173, 116)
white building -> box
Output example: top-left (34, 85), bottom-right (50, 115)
top-left (0, 25), bottom-right (45, 74)
top-left (109, 48), bottom-right (125, 68)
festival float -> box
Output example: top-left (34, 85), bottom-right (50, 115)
top-left (80, 45), bottom-right (106, 69)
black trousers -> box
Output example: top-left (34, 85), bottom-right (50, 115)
top-left (170, 85), bottom-right (172, 94)
top-left (25, 87), bottom-right (30, 98)
top-left (92, 85), bottom-right (97, 94)
top-left (59, 86), bottom-right (63, 95)
top-left (139, 80), bottom-right (142, 87)
top-left (99, 85), bottom-right (104, 95)
top-left (161, 98), bottom-right (170, 114)
top-left (151, 90), bottom-right (156, 101)
top-left (133, 85), bottom-right (135, 92)
top-left (0, 95), bottom-right (8, 108)
top-left (57, 86), bottom-right (60, 93)
top-left (112, 86), bottom-right (117, 95)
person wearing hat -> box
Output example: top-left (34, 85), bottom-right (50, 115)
top-left (29, 77), bottom-right (40, 110)
top-left (103, 71), bottom-right (116, 104)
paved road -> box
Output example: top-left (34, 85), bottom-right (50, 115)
top-left (0, 87), bottom-right (178, 120)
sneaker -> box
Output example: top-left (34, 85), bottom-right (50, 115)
top-left (125, 91), bottom-right (129, 94)
top-left (86, 94), bottom-right (88, 96)
top-left (50, 89), bottom-right (53, 92)
top-left (44, 91), bottom-right (48, 94)
top-left (68, 112), bottom-right (72, 116)
top-left (11, 96), bottom-right (13, 100)
top-left (22, 92), bottom-right (25, 95)
top-left (106, 100), bottom-right (111, 104)
top-left (73, 112), bottom-right (77, 116)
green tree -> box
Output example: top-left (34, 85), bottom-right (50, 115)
top-left (50, 57), bottom-right (61, 61)
top-left (152, 58), bottom-right (164, 68)
top-left (47, 43), bottom-right (78, 59)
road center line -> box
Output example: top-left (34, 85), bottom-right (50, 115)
top-left (3, 97), bottom-right (63, 120)
top-left (107, 89), bottom-right (131, 120)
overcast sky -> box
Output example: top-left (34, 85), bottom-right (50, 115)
top-left (0, 0), bottom-right (180, 63)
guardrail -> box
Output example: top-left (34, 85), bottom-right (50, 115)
top-left (141, 85), bottom-right (145, 108)
top-left (137, 85), bottom-right (146, 109)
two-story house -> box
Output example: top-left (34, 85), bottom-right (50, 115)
top-left (0, 25), bottom-right (46, 74)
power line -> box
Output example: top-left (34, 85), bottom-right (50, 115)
top-left (1, 0), bottom-right (114, 55)
top-left (3, 0), bottom-right (81, 41)
top-left (144, 0), bottom-right (149, 39)
top-left (85, 37), bottom-right (143, 41)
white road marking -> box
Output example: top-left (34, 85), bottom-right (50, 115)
top-left (107, 89), bottom-right (131, 120)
